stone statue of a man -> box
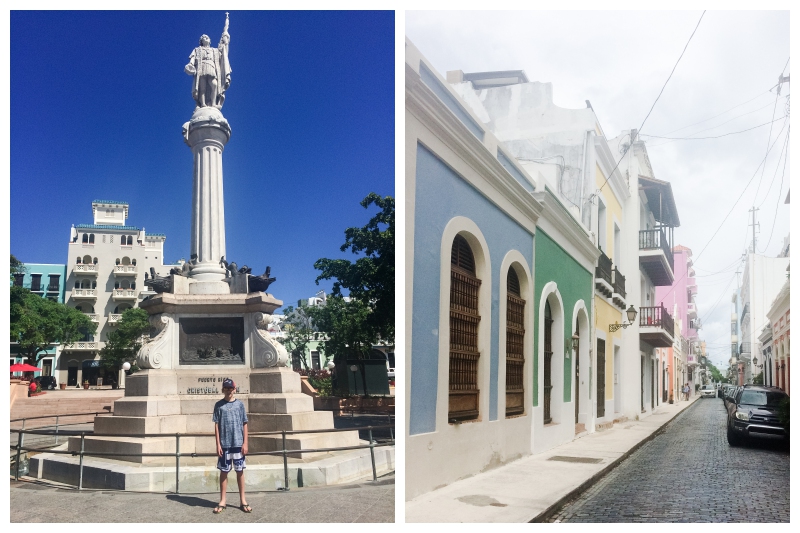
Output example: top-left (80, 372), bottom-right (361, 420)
top-left (185, 15), bottom-right (231, 109)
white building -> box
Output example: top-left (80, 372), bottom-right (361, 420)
top-left (58, 200), bottom-right (172, 387)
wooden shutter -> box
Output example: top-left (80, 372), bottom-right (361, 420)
top-left (506, 268), bottom-right (525, 416)
top-left (449, 235), bottom-right (481, 422)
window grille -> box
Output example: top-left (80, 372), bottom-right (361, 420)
top-left (506, 268), bottom-right (525, 417)
top-left (449, 235), bottom-right (480, 422)
top-left (544, 300), bottom-right (553, 424)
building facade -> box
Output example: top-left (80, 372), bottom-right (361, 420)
top-left (10, 263), bottom-right (67, 377)
top-left (406, 40), bottom-right (543, 499)
top-left (59, 200), bottom-right (171, 387)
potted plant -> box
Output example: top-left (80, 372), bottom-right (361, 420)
top-left (83, 379), bottom-right (90, 390)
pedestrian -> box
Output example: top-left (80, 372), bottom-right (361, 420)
top-left (683, 383), bottom-right (690, 401)
top-left (212, 378), bottom-right (251, 514)
top-left (28, 379), bottom-right (37, 397)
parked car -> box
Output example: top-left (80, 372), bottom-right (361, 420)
top-left (700, 384), bottom-right (716, 398)
top-left (726, 384), bottom-right (789, 446)
top-left (36, 376), bottom-right (58, 390)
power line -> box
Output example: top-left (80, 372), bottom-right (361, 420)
top-left (752, 60), bottom-right (787, 200)
top-left (640, 115), bottom-right (785, 140)
top-left (657, 87), bottom-right (775, 137)
top-left (756, 126), bottom-right (790, 208)
top-left (647, 98), bottom-right (782, 148)
top-left (598, 10), bottom-right (705, 193)
top-left (757, 127), bottom-right (790, 253)
top-left (636, 11), bottom-right (706, 135)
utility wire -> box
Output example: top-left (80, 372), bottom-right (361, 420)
top-left (752, 59), bottom-right (788, 200)
top-left (653, 116), bottom-right (788, 303)
top-left (756, 126), bottom-right (790, 208)
top-left (757, 127), bottom-right (790, 253)
top-left (598, 10), bottom-right (705, 193)
top-left (641, 115), bottom-right (785, 140)
top-left (657, 87), bottom-right (774, 137)
top-left (647, 99), bottom-right (782, 147)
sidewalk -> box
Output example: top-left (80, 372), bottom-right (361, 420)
top-left (11, 473), bottom-right (395, 523)
top-left (406, 396), bottom-right (700, 523)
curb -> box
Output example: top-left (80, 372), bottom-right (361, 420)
top-left (530, 398), bottom-right (700, 523)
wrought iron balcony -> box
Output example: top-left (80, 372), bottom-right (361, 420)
top-left (639, 228), bottom-right (674, 286)
top-left (639, 305), bottom-right (674, 347)
top-left (611, 267), bottom-right (627, 309)
top-left (595, 248), bottom-right (613, 298)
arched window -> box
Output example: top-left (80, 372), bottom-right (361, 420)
top-left (122, 257), bottom-right (131, 266)
top-left (449, 234), bottom-right (481, 422)
top-left (76, 257), bottom-right (82, 264)
top-left (93, 257), bottom-right (98, 265)
top-left (89, 234), bottom-right (95, 244)
top-left (132, 258), bottom-right (137, 266)
top-left (131, 281), bottom-right (136, 290)
top-left (544, 300), bottom-right (553, 424)
top-left (114, 281), bottom-right (120, 290)
top-left (74, 281), bottom-right (80, 289)
top-left (83, 255), bottom-right (92, 265)
top-left (91, 281), bottom-right (97, 289)
top-left (506, 267), bottom-right (525, 417)
top-left (82, 234), bottom-right (88, 243)
top-left (116, 258), bottom-right (121, 265)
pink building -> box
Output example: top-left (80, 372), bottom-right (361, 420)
top-left (656, 245), bottom-right (700, 397)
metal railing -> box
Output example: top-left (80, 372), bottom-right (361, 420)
top-left (612, 267), bottom-right (626, 297)
top-left (639, 228), bottom-right (674, 271)
top-left (11, 416), bottom-right (395, 493)
top-left (639, 305), bottom-right (674, 334)
top-left (595, 248), bottom-right (612, 285)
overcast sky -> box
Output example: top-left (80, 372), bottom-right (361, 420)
top-left (407, 10), bottom-right (790, 371)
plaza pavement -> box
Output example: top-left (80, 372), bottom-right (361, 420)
top-left (10, 473), bottom-right (395, 523)
top-left (406, 395), bottom-right (701, 523)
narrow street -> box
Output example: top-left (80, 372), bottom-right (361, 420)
top-left (549, 398), bottom-right (789, 522)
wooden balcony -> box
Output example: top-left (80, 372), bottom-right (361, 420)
top-left (595, 248), bottom-right (613, 298)
top-left (639, 228), bottom-right (674, 286)
top-left (611, 267), bottom-right (626, 309)
top-left (639, 305), bottom-right (674, 347)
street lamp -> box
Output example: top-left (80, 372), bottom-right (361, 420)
top-left (571, 334), bottom-right (580, 351)
top-left (609, 305), bottom-right (638, 332)
top-left (349, 364), bottom-right (359, 395)
top-left (122, 362), bottom-right (131, 371)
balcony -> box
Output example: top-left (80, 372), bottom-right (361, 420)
top-left (112, 289), bottom-right (138, 301)
top-left (85, 313), bottom-right (99, 323)
top-left (46, 284), bottom-right (60, 293)
top-left (740, 303), bottom-right (750, 324)
top-left (73, 264), bottom-right (99, 276)
top-left (114, 265), bottom-right (138, 277)
top-left (107, 313), bottom-right (123, 325)
top-left (71, 288), bottom-right (97, 300)
top-left (687, 302), bottom-right (698, 319)
top-left (639, 228), bottom-right (674, 286)
top-left (63, 341), bottom-right (98, 351)
top-left (639, 305), bottom-right (674, 347)
top-left (612, 267), bottom-right (626, 309)
top-left (595, 248), bottom-right (613, 298)
top-left (740, 341), bottom-right (751, 356)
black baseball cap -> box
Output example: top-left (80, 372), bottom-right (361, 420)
top-left (222, 378), bottom-right (235, 390)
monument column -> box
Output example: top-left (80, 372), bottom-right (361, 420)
top-left (185, 107), bottom-right (231, 290)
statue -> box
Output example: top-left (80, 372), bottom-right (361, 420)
top-left (185, 13), bottom-right (232, 109)
top-left (248, 266), bottom-right (277, 293)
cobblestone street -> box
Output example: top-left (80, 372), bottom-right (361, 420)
top-left (549, 398), bottom-right (790, 522)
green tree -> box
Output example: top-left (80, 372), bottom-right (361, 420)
top-left (10, 254), bottom-right (25, 282)
top-left (278, 304), bottom-right (319, 371)
top-left (100, 308), bottom-right (150, 375)
top-left (314, 193), bottom-right (394, 342)
top-left (310, 296), bottom-right (377, 395)
top-left (706, 360), bottom-right (724, 383)
top-left (752, 371), bottom-right (764, 385)
top-left (10, 286), bottom-right (96, 366)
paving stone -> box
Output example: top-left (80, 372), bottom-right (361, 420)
top-left (549, 399), bottom-right (789, 523)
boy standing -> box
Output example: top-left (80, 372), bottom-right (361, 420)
top-left (212, 378), bottom-right (251, 514)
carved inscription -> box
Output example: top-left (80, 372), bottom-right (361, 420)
top-left (177, 374), bottom-right (248, 395)
top-left (179, 317), bottom-right (245, 365)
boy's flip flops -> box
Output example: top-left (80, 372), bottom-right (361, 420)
top-left (241, 504), bottom-right (253, 513)
top-left (213, 505), bottom-right (226, 514)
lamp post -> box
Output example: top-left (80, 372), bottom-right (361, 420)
top-left (609, 305), bottom-right (638, 332)
top-left (349, 364), bottom-right (359, 396)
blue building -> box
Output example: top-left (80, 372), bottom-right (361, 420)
top-left (11, 263), bottom-right (67, 377)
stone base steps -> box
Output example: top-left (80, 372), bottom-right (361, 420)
top-left (11, 398), bottom-right (119, 428)
top-left (595, 420), bottom-right (613, 432)
top-left (613, 415), bottom-right (629, 425)
top-left (30, 445), bottom-right (395, 492)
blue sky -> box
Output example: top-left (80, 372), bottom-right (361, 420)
top-left (10, 10), bottom-right (395, 313)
